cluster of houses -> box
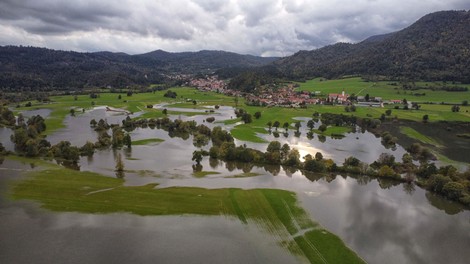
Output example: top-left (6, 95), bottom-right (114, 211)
top-left (188, 76), bottom-right (227, 92)
top-left (245, 85), bottom-right (318, 107)
top-left (328, 91), bottom-right (403, 107)
top-left (187, 76), bottom-right (403, 108)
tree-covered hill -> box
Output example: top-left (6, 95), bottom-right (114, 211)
top-left (0, 46), bottom-right (277, 91)
top-left (274, 10), bottom-right (470, 83)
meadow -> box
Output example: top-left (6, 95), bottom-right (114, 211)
top-left (297, 77), bottom-right (470, 103)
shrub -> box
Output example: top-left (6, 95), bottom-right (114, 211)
top-left (442, 182), bottom-right (465, 201)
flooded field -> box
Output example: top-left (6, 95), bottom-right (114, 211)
top-left (1, 105), bottom-right (469, 264)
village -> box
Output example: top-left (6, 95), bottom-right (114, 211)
top-left (188, 76), bottom-right (403, 108)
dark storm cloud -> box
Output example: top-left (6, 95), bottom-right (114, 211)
top-left (0, 0), bottom-right (469, 55)
top-left (0, 0), bottom-right (128, 34)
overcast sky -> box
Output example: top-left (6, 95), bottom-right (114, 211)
top-left (0, 0), bottom-right (468, 56)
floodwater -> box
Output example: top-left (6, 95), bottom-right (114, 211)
top-left (381, 120), bottom-right (470, 164)
top-left (1, 105), bottom-right (469, 264)
top-left (0, 127), bottom-right (14, 151)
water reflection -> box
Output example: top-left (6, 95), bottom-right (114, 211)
top-left (2, 104), bottom-right (469, 263)
top-left (0, 205), bottom-right (298, 264)
top-left (0, 127), bottom-right (14, 151)
top-left (299, 178), bottom-right (470, 264)
top-left (1, 159), bottom-right (469, 264)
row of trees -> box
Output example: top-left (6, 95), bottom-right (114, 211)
top-left (198, 135), bottom-right (469, 205)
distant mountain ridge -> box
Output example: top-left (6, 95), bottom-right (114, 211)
top-left (138, 49), bottom-right (278, 72)
top-left (1, 10), bottom-right (469, 91)
top-left (0, 46), bottom-right (277, 90)
top-left (274, 10), bottom-right (470, 82)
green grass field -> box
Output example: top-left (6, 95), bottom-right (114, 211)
top-left (192, 171), bottom-right (220, 178)
top-left (9, 158), bottom-right (364, 264)
top-left (132, 138), bottom-right (165, 146)
top-left (399, 126), bottom-right (442, 147)
top-left (297, 77), bottom-right (470, 103)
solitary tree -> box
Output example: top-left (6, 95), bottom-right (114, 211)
top-left (273, 121), bottom-right (280, 131)
top-left (422, 114), bottom-right (429, 123)
top-left (241, 113), bottom-right (252, 124)
top-left (318, 124), bottom-right (327, 133)
top-left (266, 121), bottom-right (272, 130)
top-left (254, 111), bottom-right (261, 119)
top-left (294, 121), bottom-right (301, 132)
top-left (115, 153), bottom-right (124, 172)
top-left (192, 150), bottom-right (203, 165)
top-left (123, 134), bottom-right (132, 148)
top-left (283, 122), bottom-right (289, 132)
top-left (315, 152), bottom-right (323, 161)
top-left (90, 119), bottom-right (97, 127)
top-left (307, 119), bottom-right (315, 131)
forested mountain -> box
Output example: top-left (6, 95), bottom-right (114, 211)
top-left (139, 50), bottom-right (278, 73)
top-left (0, 47), bottom-right (276, 90)
top-left (274, 10), bottom-right (470, 82)
top-left (1, 10), bottom-right (468, 92)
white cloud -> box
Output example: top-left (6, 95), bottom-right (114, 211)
top-left (0, 0), bottom-right (468, 56)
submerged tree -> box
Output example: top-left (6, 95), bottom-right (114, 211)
top-left (273, 121), bottom-right (280, 131)
top-left (267, 121), bottom-right (272, 131)
top-left (192, 150), bottom-right (203, 165)
top-left (115, 153), bottom-right (125, 178)
top-left (294, 121), bottom-right (301, 132)
top-left (307, 119), bottom-right (315, 131)
top-left (283, 122), bottom-right (289, 132)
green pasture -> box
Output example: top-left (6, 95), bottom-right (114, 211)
top-left (192, 171), bottom-right (220, 178)
top-left (297, 77), bottom-right (470, 103)
top-left (314, 126), bottom-right (352, 137)
top-left (230, 124), bottom-right (269, 143)
top-left (9, 158), bottom-right (364, 264)
top-left (132, 138), bottom-right (165, 146)
top-left (399, 126), bottom-right (442, 147)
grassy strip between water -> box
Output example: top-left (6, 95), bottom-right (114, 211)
top-left (225, 172), bottom-right (263, 178)
top-left (456, 133), bottom-right (470, 139)
top-left (399, 126), bottom-right (442, 147)
top-left (230, 124), bottom-right (269, 143)
top-left (192, 171), bottom-right (220, 178)
top-left (9, 159), bottom-right (364, 264)
top-left (132, 138), bottom-right (165, 146)
top-left (313, 126), bottom-right (352, 137)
